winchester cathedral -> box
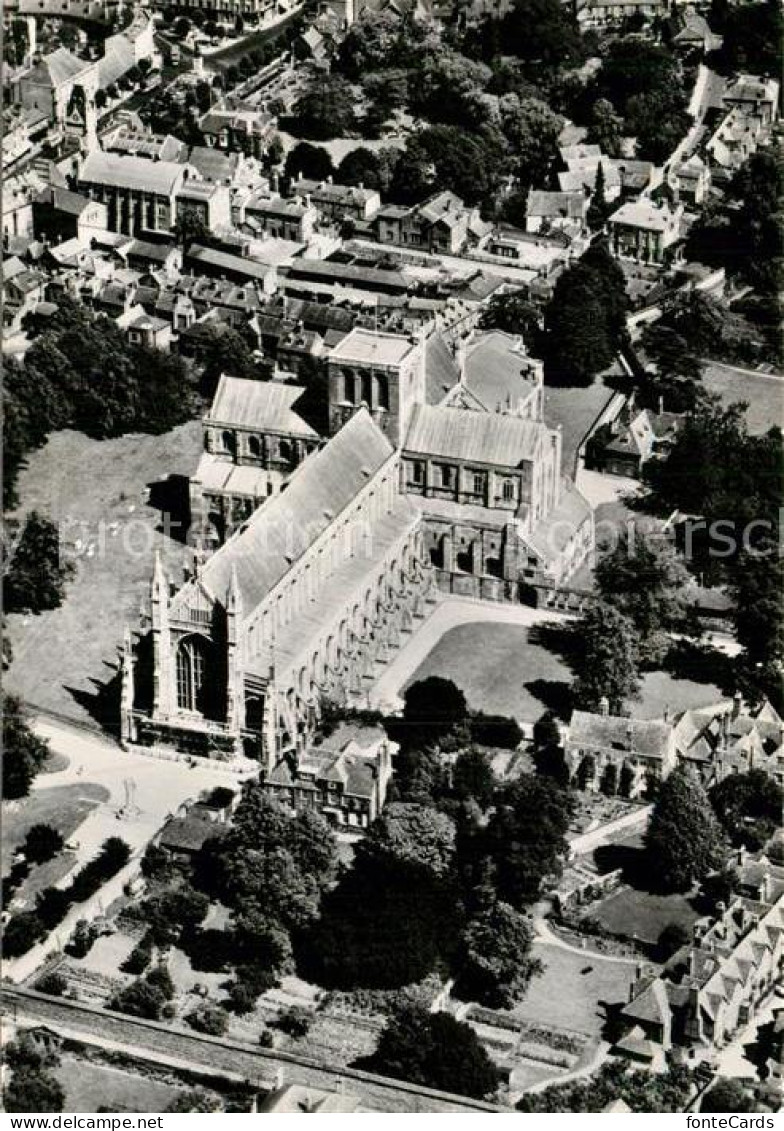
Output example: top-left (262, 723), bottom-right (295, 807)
top-left (121, 326), bottom-right (594, 768)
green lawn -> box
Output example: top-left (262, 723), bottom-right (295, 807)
top-left (54, 1054), bottom-right (189, 1113)
top-left (404, 622), bottom-right (573, 721)
top-left (584, 886), bottom-right (701, 947)
top-left (4, 422), bottom-right (202, 727)
top-left (2, 783), bottom-right (109, 868)
top-left (405, 622), bottom-right (721, 723)
top-left (701, 362), bottom-right (784, 437)
top-left (512, 942), bottom-right (634, 1038)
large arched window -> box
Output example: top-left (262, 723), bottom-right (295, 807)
top-left (176, 635), bottom-right (209, 712)
top-left (361, 371), bottom-right (373, 407)
top-left (376, 373), bottom-right (389, 410)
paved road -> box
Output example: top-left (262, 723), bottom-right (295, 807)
top-left (1, 988), bottom-right (505, 1114)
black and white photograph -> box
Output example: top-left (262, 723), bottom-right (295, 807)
top-left (1, 0), bottom-right (782, 1117)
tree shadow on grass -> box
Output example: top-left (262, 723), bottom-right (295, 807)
top-left (146, 473), bottom-right (191, 544)
top-left (66, 662), bottom-right (122, 738)
top-left (664, 638), bottom-right (736, 695)
top-left (524, 679), bottom-right (573, 721)
top-left (528, 622), bottom-right (580, 671)
top-left (594, 842), bottom-right (650, 887)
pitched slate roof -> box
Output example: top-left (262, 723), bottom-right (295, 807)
top-left (35, 47), bottom-right (91, 87)
top-left (197, 409), bottom-right (393, 612)
top-left (405, 403), bottom-right (542, 468)
top-left (79, 151), bottom-right (185, 196)
top-left (463, 330), bottom-right (540, 411)
top-left (568, 710), bottom-right (673, 758)
top-left (207, 375), bottom-right (318, 438)
top-left (425, 330), bottom-right (460, 404)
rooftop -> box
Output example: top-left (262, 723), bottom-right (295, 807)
top-left (463, 330), bottom-right (541, 411)
top-left (568, 710), bottom-right (673, 758)
top-left (328, 327), bottom-right (418, 368)
top-left (195, 409), bottom-right (394, 614)
top-left (207, 375), bottom-right (318, 437)
top-left (404, 403), bottom-right (544, 468)
top-left (79, 150), bottom-right (186, 196)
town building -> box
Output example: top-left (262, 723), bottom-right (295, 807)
top-left (77, 150), bottom-right (188, 236)
top-left (17, 46), bottom-right (99, 144)
top-left (241, 193), bottom-right (317, 242)
top-left (122, 408), bottom-right (435, 765)
top-left (618, 883), bottom-right (784, 1065)
top-left (584, 402), bottom-right (681, 478)
top-left (524, 190), bottom-right (587, 234)
top-left (672, 696), bottom-right (784, 789)
top-left (607, 200), bottom-right (684, 266)
top-left (291, 176), bottom-right (382, 224)
top-left (189, 374), bottom-right (321, 544)
top-left (263, 725), bottom-right (394, 829)
top-left (32, 186), bottom-right (108, 245)
top-left (376, 191), bottom-right (491, 255)
top-left (564, 707), bottom-right (677, 797)
top-left (198, 105), bottom-right (277, 159)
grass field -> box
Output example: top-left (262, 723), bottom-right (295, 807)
top-left (584, 886), bottom-right (701, 946)
top-left (405, 622), bottom-right (722, 722)
top-left (701, 362), bottom-right (784, 437)
top-left (5, 423), bottom-right (202, 727)
top-left (54, 1054), bottom-right (187, 1113)
top-left (512, 942), bottom-right (634, 1038)
top-left (2, 783), bottom-right (109, 867)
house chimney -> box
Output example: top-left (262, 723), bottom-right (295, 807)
top-left (599, 695), bottom-right (610, 716)
top-left (732, 690), bottom-right (742, 719)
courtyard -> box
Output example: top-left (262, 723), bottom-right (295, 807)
top-left (377, 607), bottom-right (724, 724)
top-left (5, 423), bottom-right (202, 729)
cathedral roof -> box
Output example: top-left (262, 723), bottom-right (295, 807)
top-left (198, 409), bottom-right (393, 613)
top-left (405, 403), bottom-right (543, 468)
top-left (207, 375), bottom-right (318, 438)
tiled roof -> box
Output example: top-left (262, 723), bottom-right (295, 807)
top-left (568, 710), bottom-right (673, 758)
top-left (36, 47), bottom-right (91, 87)
top-left (207, 375), bottom-right (318, 438)
top-left (527, 190), bottom-right (586, 220)
top-left (425, 331), bottom-right (460, 404)
top-left (463, 330), bottom-right (540, 411)
top-left (404, 403), bottom-right (542, 467)
top-left (186, 245), bottom-right (273, 282)
top-left (188, 145), bottom-right (237, 183)
top-left (80, 151), bottom-right (185, 196)
top-left (197, 409), bottom-right (394, 612)
top-left (524, 480), bottom-right (592, 564)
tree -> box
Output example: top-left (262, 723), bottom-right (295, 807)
top-left (183, 322), bottom-right (259, 397)
top-left (658, 920), bottom-right (690, 960)
top-left (543, 242), bottom-right (627, 384)
top-left (362, 803), bottom-right (456, 877)
top-left (595, 527), bottom-right (690, 665)
top-left (709, 769), bottom-right (783, 851)
top-left (186, 1005), bottom-right (229, 1036)
top-left (619, 761), bottom-right (635, 799)
top-left (456, 902), bottom-right (542, 1008)
top-left (646, 767), bottom-right (727, 891)
top-left (167, 1090), bottom-right (223, 1113)
top-left (479, 290), bottom-right (540, 343)
top-left (4, 512), bottom-right (75, 614)
top-left (485, 776), bottom-right (574, 906)
top-left (294, 73), bottom-right (356, 140)
top-left (3, 695), bottom-right (50, 799)
top-left (701, 1077), bottom-right (754, 1114)
top-left (284, 141), bottom-right (335, 183)
top-left (175, 205), bottom-right (209, 250)
top-left (518, 1060), bottom-right (693, 1112)
top-left (400, 676), bottom-right (468, 749)
top-left (500, 95), bottom-right (563, 188)
top-left (572, 602), bottom-right (640, 714)
top-left (95, 88), bottom-right (108, 109)
top-left (452, 748), bottom-right (495, 810)
top-left (587, 161), bottom-right (610, 231)
top-left (589, 98), bottom-right (623, 157)
top-left (471, 0), bottom-right (583, 74)
top-left (391, 125), bottom-right (506, 208)
top-left (600, 762), bottom-right (618, 796)
top-left (3, 911), bottom-right (44, 957)
top-left (367, 1004), bottom-right (500, 1100)
top-left (22, 824), bottom-right (64, 865)
top-left (4, 1069), bottom-right (64, 1113)
top-left (108, 976), bottom-right (168, 1020)
top-left (337, 147), bottom-right (384, 189)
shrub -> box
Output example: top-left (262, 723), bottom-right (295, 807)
top-left (64, 919), bottom-right (99, 958)
top-left (145, 962), bottom-right (175, 998)
top-left (109, 979), bottom-right (168, 1021)
top-left (4, 911), bottom-right (44, 957)
top-left (121, 937), bottom-right (153, 975)
top-left (258, 1030), bottom-right (274, 1048)
top-left (36, 887), bottom-right (71, 930)
top-left (225, 982), bottom-right (259, 1015)
top-left (276, 1005), bottom-right (312, 1039)
top-left (22, 824), bottom-right (64, 864)
top-left (186, 1005), bottom-right (229, 1036)
top-left (35, 971), bottom-right (67, 996)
